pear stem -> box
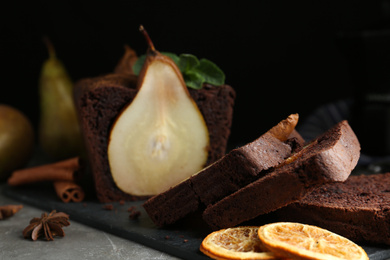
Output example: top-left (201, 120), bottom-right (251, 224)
top-left (139, 25), bottom-right (156, 52)
top-left (43, 36), bottom-right (56, 59)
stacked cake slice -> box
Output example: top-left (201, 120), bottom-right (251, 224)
top-left (143, 115), bottom-right (361, 230)
top-left (203, 119), bottom-right (360, 229)
top-left (273, 173), bottom-right (390, 245)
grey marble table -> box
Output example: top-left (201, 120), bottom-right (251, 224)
top-left (0, 184), bottom-right (180, 260)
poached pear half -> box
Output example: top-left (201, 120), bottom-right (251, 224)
top-left (108, 27), bottom-right (209, 196)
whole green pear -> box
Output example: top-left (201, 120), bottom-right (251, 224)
top-left (0, 104), bottom-right (34, 181)
top-left (38, 39), bottom-right (83, 160)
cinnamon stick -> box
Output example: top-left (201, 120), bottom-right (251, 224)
top-left (7, 157), bottom-right (80, 186)
top-left (0, 205), bottom-right (23, 220)
top-left (7, 157), bottom-right (85, 203)
top-left (44, 157), bottom-right (80, 170)
top-left (53, 181), bottom-right (85, 203)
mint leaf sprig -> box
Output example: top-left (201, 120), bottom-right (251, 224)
top-left (132, 52), bottom-right (225, 89)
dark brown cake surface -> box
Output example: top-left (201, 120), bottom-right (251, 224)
top-left (74, 74), bottom-right (140, 202)
top-left (143, 132), bottom-right (292, 227)
top-left (274, 173), bottom-right (390, 245)
top-left (191, 133), bottom-right (292, 206)
top-left (74, 73), bottom-right (236, 202)
top-left (202, 120), bottom-right (360, 229)
top-left (143, 178), bottom-right (199, 227)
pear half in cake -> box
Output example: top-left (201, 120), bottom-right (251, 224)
top-left (108, 26), bottom-right (209, 196)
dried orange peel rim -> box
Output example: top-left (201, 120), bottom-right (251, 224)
top-left (258, 222), bottom-right (369, 260)
top-left (200, 226), bottom-right (278, 260)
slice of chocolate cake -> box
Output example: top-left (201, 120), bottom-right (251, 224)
top-left (273, 173), bottom-right (390, 245)
top-left (143, 115), bottom-right (300, 227)
top-left (202, 120), bottom-right (360, 229)
top-left (74, 73), bottom-right (235, 202)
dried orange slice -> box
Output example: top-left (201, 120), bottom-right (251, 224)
top-left (200, 226), bottom-right (279, 260)
top-left (258, 222), bottom-right (368, 260)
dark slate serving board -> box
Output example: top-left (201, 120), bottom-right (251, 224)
top-left (3, 184), bottom-right (390, 260)
top-left (4, 147), bottom-right (390, 260)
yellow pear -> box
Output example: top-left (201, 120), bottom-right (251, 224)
top-left (38, 38), bottom-right (83, 160)
top-left (107, 26), bottom-right (209, 196)
top-left (0, 104), bottom-right (34, 181)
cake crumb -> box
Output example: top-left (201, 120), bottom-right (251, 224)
top-left (119, 200), bottom-right (125, 205)
top-left (129, 210), bottom-right (141, 219)
top-left (103, 204), bottom-right (114, 211)
top-left (128, 205), bottom-right (141, 219)
top-left (183, 239), bottom-right (189, 243)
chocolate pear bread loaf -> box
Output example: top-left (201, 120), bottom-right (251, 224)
top-left (74, 73), bottom-right (235, 202)
top-left (143, 114), bottom-right (300, 227)
top-left (202, 120), bottom-right (360, 229)
top-left (273, 173), bottom-right (390, 245)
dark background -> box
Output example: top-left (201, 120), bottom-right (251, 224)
top-left (2, 1), bottom-right (390, 149)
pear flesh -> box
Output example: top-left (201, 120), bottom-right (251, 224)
top-left (108, 59), bottom-right (209, 196)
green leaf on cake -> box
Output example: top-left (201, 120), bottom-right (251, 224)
top-left (184, 71), bottom-right (205, 90)
top-left (178, 54), bottom-right (200, 73)
top-left (192, 58), bottom-right (225, 86)
top-left (132, 52), bottom-right (225, 89)
top-left (161, 52), bottom-right (180, 65)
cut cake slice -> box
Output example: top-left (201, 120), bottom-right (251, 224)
top-left (143, 114), bottom-right (300, 227)
top-left (202, 120), bottom-right (360, 229)
top-left (274, 172), bottom-right (390, 245)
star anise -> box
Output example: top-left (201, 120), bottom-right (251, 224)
top-left (23, 210), bottom-right (70, 241)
